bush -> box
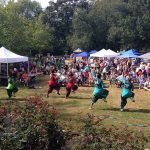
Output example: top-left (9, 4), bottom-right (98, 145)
top-left (71, 114), bottom-right (149, 150)
top-left (0, 96), bottom-right (66, 150)
top-left (0, 98), bottom-right (149, 150)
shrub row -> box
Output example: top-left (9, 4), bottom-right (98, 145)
top-left (0, 96), bottom-right (149, 150)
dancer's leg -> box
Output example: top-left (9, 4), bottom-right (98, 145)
top-left (47, 86), bottom-right (54, 97)
top-left (66, 87), bottom-right (71, 98)
top-left (121, 96), bottom-right (127, 111)
top-left (7, 89), bottom-right (12, 98)
top-left (54, 83), bottom-right (60, 95)
top-left (89, 95), bottom-right (98, 109)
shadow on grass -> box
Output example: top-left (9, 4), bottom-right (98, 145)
top-left (50, 95), bottom-right (91, 100)
top-left (0, 97), bottom-right (26, 101)
top-left (69, 96), bottom-right (91, 100)
top-left (102, 107), bottom-right (150, 113)
top-left (53, 100), bottom-right (81, 107)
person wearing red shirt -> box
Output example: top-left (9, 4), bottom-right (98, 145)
top-left (47, 73), bottom-right (60, 97)
top-left (137, 69), bottom-right (143, 76)
top-left (65, 72), bottom-right (78, 99)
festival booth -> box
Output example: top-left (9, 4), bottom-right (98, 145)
top-left (74, 50), bottom-right (97, 57)
top-left (89, 50), bottom-right (97, 54)
top-left (138, 52), bottom-right (150, 60)
top-left (0, 46), bottom-right (29, 77)
top-left (90, 49), bottom-right (119, 58)
top-left (74, 52), bottom-right (89, 62)
top-left (90, 49), bottom-right (106, 57)
top-left (74, 52), bottom-right (90, 57)
top-left (119, 49), bottom-right (141, 58)
top-left (106, 49), bottom-right (120, 57)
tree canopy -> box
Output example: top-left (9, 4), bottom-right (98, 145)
top-left (0, 0), bottom-right (149, 55)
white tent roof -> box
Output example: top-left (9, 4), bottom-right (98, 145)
top-left (0, 46), bottom-right (28, 63)
top-left (90, 49), bottom-right (106, 57)
top-left (107, 49), bottom-right (120, 57)
top-left (138, 52), bottom-right (150, 59)
top-left (90, 49), bottom-right (119, 57)
top-left (73, 48), bottom-right (83, 53)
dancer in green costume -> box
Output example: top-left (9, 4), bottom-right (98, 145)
top-left (6, 73), bottom-right (18, 98)
top-left (89, 73), bottom-right (109, 110)
top-left (120, 76), bottom-right (134, 112)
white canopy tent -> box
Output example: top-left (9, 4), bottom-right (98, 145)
top-left (0, 46), bottom-right (29, 76)
top-left (90, 49), bottom-right (106, 57)
top-left (90, 49), bottom-right (119, 57)
top-left (138, 52), bottom-right (150, 60)
top-left (73, 48), bottom-right (83, 53)
top-left (107, 49), bottom-right (120, 57)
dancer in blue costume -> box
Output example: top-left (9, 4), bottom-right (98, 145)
top-left (89, 73), bottom-right (109, 110)
top-left (121, 76), bottom-right (135, 112)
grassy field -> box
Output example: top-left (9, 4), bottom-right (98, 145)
top-left (0, 75), bottom-right (150, 147)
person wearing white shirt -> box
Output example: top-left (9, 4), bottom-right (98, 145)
top-left (144, 78), bottom-right (150, 91)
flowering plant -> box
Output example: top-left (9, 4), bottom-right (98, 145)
top-left (0, 96), bottom-right (65, 150)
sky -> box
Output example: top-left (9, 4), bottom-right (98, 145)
top-left (34, 0), bottom-right (57, 8)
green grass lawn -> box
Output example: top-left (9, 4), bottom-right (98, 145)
top-left (1, 75), bottom-right (150, 147)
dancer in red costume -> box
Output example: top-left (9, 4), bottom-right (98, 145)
top-left (66, 72), bottom-right (78, 99)
top-left (47, 73), bottom-right (60, 97)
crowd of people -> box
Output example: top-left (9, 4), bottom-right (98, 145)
top-left (4, 54), bottom-right (150, 112)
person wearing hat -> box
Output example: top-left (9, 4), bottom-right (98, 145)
top-left (120, 76), bottom-right (135, 112)
top-left (89, 73), bottom-right (109, 110)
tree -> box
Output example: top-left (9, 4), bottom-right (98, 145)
top-left (32, 14), bottom-right (55, 54)
top-left (70, 0), bottom-right (115, 51)
top-left (0, 1), bottom-right (29, 54)
top-left (68, 10), bottom-right (93, 50)
top-left (16, 0), bottom-right (42, 21)
top-left (0, 0), bottom-right (54, 55)
top-left (108, 0), bottom-right (150, 50)
top-left (1, 0), bottom-right (150, 54)
top-left (42, 0), bottom-right (92, 54)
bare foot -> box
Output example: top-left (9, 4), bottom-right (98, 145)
top-left (89, 107), bottom-right (92, 110)
top-left (102, 98), bottom-right (107, 102)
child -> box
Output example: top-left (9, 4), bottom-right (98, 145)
top-left (21, 71), bottom-right (30, 86)
top-left (138, 74), bottom-right (145, 89)
top-left (143, 78), bottom-right (150, 91)
top-left (88, 71), bottom-right (94, 86)
top-left (77, 73), bottom-right (83, 86)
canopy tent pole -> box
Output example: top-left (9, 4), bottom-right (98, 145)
top-left (0, 63), bottom-right (1, 74)
top-left (7, 63), bottom-right (8, 77)
top-left (28, 60), bottom-right (30, 73)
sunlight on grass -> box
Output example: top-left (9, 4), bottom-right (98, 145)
top-left (0, 75), bottom-right (150, 146)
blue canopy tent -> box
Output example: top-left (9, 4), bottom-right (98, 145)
top-left (74, 52), bottom-right (90, 57)
top-left (120, 49), bottom-right (141, 58)
top-left (89, 50), bottom-right (97, 54)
